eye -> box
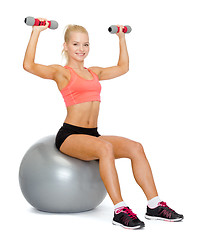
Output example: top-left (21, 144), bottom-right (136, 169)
top-left (73, 43), bottom-right (78, 46)
top-left (85, 44), bottom-right (89, 47)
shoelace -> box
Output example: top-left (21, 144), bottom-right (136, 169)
top-left (158, 201), bottom-right (175, 212)
top-left (123, 207), bottom-right (137, 220)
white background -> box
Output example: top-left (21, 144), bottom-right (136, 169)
top-left (1, 0), bottom-right (200, 239)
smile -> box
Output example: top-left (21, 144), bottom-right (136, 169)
top-left (76, 53), bottom-right (85, 56)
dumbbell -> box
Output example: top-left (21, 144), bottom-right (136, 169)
top-left (24, 16), bottom-right (58, 30)
top-left (108, 25), bottom-right (132, 34)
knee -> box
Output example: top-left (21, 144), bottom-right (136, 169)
top-left (98, 141), bottom-right (114, 159)
top-left (132, 142), bottom-right (144, 156)
top-left (136, 142), bottom-right (144, 151)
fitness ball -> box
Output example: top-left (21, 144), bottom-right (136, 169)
top-left (19, 135), bottom-right (107, 213)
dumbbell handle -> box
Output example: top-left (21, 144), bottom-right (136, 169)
top-left (108, 25), bottom-right (132, 34)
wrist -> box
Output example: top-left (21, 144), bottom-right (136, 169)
top-left (118, 35), bottom-right (125, 40)
top-left (32, 28), bottom-right (41, 35)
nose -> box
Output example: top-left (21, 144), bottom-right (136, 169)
top-left (79, 44), bottom-right (84, 51)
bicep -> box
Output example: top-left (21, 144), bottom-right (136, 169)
top-left (90, 66), bottom-right (128, 81)
top-left (23, 63), bottom-right (59, 80)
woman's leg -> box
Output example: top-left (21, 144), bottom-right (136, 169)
top-left (60, 134), bottom-right (147, 228)
top-left (130, 146), bottom-right (158, 200)
top-left (99, 135), bottom-right (158, 200)
top-left (60, 134), bottom-right (123, 204)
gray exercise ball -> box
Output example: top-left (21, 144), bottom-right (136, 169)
top-left (19, 135), bottom-right (107, 213)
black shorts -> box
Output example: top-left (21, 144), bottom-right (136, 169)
top-left (55, 123), bottom-right (101, 150)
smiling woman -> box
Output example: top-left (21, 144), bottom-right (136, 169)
top-left (62, 25), bottom-right (90, 64)
top-left (23, 19), bottom-right (183, 230)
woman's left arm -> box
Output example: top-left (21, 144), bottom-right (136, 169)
top-left (89, 26), bottom-right (129, 80)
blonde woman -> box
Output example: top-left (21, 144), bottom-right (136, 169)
top-left (23, 18), bottom-right (183, 230)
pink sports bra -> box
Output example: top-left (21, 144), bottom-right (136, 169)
top-left (60, 66), bottom-right (102, 107)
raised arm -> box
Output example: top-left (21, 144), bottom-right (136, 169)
top-left (89, 25), bottom-right (129, 81)
top-left (23, 18), bottom-right (59, 81)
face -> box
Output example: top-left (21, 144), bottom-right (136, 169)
top-left (64, 31), bottom-right (90, 62)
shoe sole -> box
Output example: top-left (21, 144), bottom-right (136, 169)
top-left (145, 214), bottom-right (183, 222)
top-left (112, 220), bottom-right (145, 230)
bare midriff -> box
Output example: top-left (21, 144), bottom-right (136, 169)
top-left (64, 101), bottom-right (100, 128)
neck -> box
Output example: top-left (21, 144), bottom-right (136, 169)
top-left (67, 59), bottom-right (85, 70)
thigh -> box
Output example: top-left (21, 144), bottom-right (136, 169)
top-left (98, 135), bottom-right (140, 159)
top-left (60, 134), bottom-right (105, 161)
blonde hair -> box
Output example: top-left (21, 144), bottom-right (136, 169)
top-left (62, 24), bottom-right (89, 64)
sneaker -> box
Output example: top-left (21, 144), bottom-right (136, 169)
top-left (112, 206), bottom-right (145, 229)
top-left (145, 201), bottom-right (184, 222)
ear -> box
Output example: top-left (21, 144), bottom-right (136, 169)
top-left (63, 42), bottom-right (68, 52)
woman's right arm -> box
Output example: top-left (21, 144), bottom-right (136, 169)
top-left (23, 19), bottom-right (60, 81)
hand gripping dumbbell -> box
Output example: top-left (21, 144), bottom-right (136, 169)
top-left (108, 25), bottom-right (132, 34)
top-left (24, 16), bottom-right (58, 30)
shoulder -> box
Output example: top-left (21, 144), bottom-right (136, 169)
top-left (49, 64), bottom-right (70, 72)
top-left (88, 66), bottom-right (103, 78)
top-left (49, 64), bottom-right (68, 72)
top-left (48, 64), bottom-right (71, 86)
top-left (49, 64), bottom-right (70, 78)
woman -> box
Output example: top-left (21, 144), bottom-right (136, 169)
top-left (23, 18), bottom-right (183, 229)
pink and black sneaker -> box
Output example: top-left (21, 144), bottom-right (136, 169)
top-left (112, 206), bottom-right (145, 229)
top-left (145, 201), bottom-right (184, 222)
